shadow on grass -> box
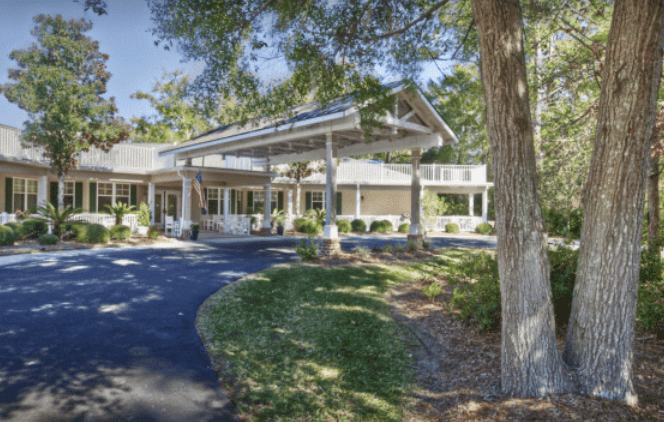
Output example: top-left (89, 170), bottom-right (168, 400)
top-left (201, 259), bottom-right (463, 421)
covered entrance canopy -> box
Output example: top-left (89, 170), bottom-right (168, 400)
top-left (160, 82), bottom-right (458, 253)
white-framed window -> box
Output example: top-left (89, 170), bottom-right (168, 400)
top-left (311, 191), bottom-right (325, 210)
top-left (206, 188), bottom-right (223, 215)
top-left (98, 182), bottom-right (113, 211)
top-left (115, 183), bottom-right (130, 206)
top-left (63, 181), bottom-right (75, 209)
top-left (253, 191), bottom-right (277, 212)
top-left (13, 178), bottom-right (38, 212)
top-left (97, 182), bottom-right (131, 211)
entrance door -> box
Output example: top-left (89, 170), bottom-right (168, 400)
top-left (166, 191), bottom-right (179, 221)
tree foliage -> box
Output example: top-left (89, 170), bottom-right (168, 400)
top-left (131, 69), bottom-right (215, 143)
top-left (1, 15), bottom-right (131, 207)
top-left (147, 0), bottom-right (466, 137)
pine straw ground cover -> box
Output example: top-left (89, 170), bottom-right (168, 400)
top-left (196, 247), bottom-right (664, 421)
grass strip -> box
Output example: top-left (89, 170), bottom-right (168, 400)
top-left (197, 255), bottom-right (457, 421)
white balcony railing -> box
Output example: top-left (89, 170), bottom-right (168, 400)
top-left (337, 160), bottom-right (487, 185)
top-left (2, 126), bottom-right (485, 183)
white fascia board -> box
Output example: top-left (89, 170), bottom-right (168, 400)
top-left (161, 109), bottom-right (358, 158)
top-left (268, 133), bottom-right (443, 165)
top-left (414, 92), bottom-right (458, 144)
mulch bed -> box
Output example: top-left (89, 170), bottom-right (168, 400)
top-left (0, 234), bottom-right (175, 256)
top-left (307, 249), bottom-right (664, 421)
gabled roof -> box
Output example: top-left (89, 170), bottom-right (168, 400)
top-left (160, 81), bottom-right (457, 165)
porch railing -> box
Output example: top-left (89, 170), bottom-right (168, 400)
top-left (337, 160), bottom-right (487, 185)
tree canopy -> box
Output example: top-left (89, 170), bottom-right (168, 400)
top-left (1, 14), bottom-right (131, 207)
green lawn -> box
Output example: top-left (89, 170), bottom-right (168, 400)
top-left (196, 253), bottom-right (462, 421)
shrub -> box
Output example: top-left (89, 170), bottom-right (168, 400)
top-left (103, 202), bottom-right (135, 226)
top-left (76, 224), bottom-right (110, 244)
top-left (337, 219), bottom-right (351, 233)
top-left (354, 245), bottom-right (370, 256)
top-left (422, 240), bottom-right (431, 249)
top-left (63, 223), bottom-right (87, 240)
top-left (295, 236), bottom-right (318, 260)
top-left (568, 208), bottom-right (583, 239)
top-left (38, 233), bottom-right (59, 245)
top-left (296, 219), bottom-right (324, 236)
top-left (110, 224), bottom-right (132, 240)
top-left (475, 223), bottom-right (494, 235)
top-left (370, 220), bottom-right (392, 233)
top-left (35, 203), bottom-right (82, 239)
top-left (380, 219), bottom-right (393, 232)
top-left (445, 222), bottom-right (460, 234)
top-left (148, 225), bottom-right (159, 239)
top-left (137, 202), bottom-right (151, 227)
top-left (22, 218), bottom-right (47, 238)
top-left (0, 225), bottom-right (16, 246)
top-left (398, 223), bottom-right (409, 233)
top-left (407, 241), bottom-right (418, 251)
top-left (422, 281), bottom-right (442, 303)
top-left (447, 246), bottom-right (664, 332)
top-left (351, 219), bottom-right (366, 232)
top-left (396, 243), bottom-right (405, 252)
top-left (5, 222), bottom-right (26, 240)
top-left (448, 252), bottom-right (501, 331)
top-left (543, 207), bottom-right (568, 237)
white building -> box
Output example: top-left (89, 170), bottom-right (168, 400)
top-left (0, 84), bottom-right (492, 238)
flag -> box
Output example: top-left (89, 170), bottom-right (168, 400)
top-left (192, 170), bottom-right (207, 214)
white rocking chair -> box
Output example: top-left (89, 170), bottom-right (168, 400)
top-left (164, 216), bottom-right (175, 237)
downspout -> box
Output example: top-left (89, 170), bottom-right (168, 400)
top-left (177, 169), bottom-right (185, 223)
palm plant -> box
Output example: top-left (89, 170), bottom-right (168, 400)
top-left (304, 208), bottom-right (326, 222)
top-left (35, 203), bottom-right (82, 240)
top-left (271, 208), bottom-right (286, 227)
top-left (103, 202), bottom-right (136, 226)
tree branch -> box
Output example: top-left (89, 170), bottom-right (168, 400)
top-left (361, 0), bottom-right (450, 43)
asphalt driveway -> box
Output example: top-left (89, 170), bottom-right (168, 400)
top-left (0, 235), bottom-right (495, 421)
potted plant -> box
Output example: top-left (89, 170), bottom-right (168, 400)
top-left (136, 202), bottom-right (151, 235)
top-left (190, 223), bottom-right (200, 241)
top-left (271, 209), bottom-right (286, 235)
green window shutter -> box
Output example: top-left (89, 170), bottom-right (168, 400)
top-left (247, 191), bottom-right (253, 211)
top-left (277, 191), bottom-right (284, 211)
top-left (130, 185), bottom-right (137, 207)
top-left (236, 191), bottom-right (242, 214)
top-left (50, 181), bottom-right (58, 207)
top-left (231, 189), bottom-right (236, 214)
top-left (75, 182), bottom-right (83, 209)
top-left (89, 182), bottom-right (97, 212)
top-left (336, 192), bottom-right (342, 215)
top-left (5, 178), bottom-right (13, 213)
top-left (305, 192), bottom-right (312, 210)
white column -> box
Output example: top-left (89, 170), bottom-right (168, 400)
top-left (410, 148), bottom-right (423, 236)
top-left (469, 193), bottom-right (474, 216)
top-left (224, 188), bottom-right (230, 232)
top-left (287, 189), bottom-right (293, 217)
top-left (355, 184), bottom-right (361, 219)
top-left (263, 183), bottom-right (272, 229)
top-left (148, 183), bottom-right (156, 225)
top-left (324, 132), bottom-right (338, 239)
top-left (182, 176), bottom-right (192, 228)
top-left (482, 189), bottom-right (489, 223)
top-left (37, 175), bottom-right (48, 208)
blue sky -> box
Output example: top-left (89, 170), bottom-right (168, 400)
top-left (0, 0), bottom-right (205, 130)
top-left (0, 0), bottom-right (447, 131)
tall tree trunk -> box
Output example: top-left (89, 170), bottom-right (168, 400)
top-left (563, 0), bottom-right (664, 406)
top-left (57, 171), bottom-right (65, 210)
top-left (296, 183), bottom-right (301, 216)
top-left (648, 154), bottom-right (661, 253)
top-left (471, 0), bottom-right (569, 397)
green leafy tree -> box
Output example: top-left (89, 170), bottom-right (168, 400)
top-left (279, 161), bottom-right (325, 216)
top-left (421, 190), bottom-right (448, 233)
top-left (131, 69), bottom-right (215, 143)
top-left (1, 15), bottom-right (132, 209)
top-left (148, 0), bottom-right (458, 137)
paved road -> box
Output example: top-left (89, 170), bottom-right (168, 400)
top-left (0, 235), bottom-right (495, 421)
